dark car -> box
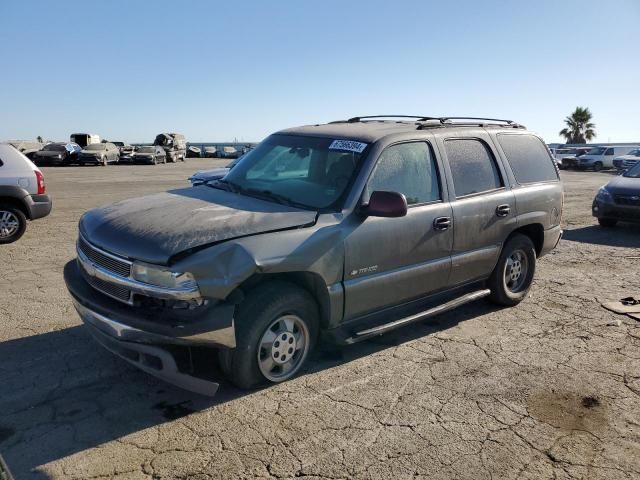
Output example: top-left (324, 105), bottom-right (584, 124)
top-left (592, 161), bottom-right (640, 227)
top-left (188, 158), bottom-right (241, 186)
top-left (133, 145), bottom-right (166, 165)
top-left (78, 143), bottom-right (120, 166)
top-left (64, 115), bottom-right (563, 395)
top-left (187, 146), bottom-right (202, 158)
top-left (202, 146), bottom-right (218, 158)
top-left (32, 142), bottom-right (81, 166)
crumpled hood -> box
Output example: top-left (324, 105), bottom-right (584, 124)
top-left (606, 175), bottom-right (640, 196)
top-left (79, 187), bottom-right (317, 265)
top-left (190, 167), bottom-right (230, 181)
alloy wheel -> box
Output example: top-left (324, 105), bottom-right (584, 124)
top-left (257, 314), bottom-right (310, 382)
top-left (0, 210), bottom-right (20, 239)
top-left (504, 249), bottom-right (528, 293)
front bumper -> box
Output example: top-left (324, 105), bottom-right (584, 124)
top-left (592, 198), bottom-right (640, 223)
top-left (64, 260), bottom-right (236, 394)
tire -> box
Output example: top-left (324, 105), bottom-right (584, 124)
top-left (152, 156), bottom-right (157, 165)
top-left (0, 205), bottom-right (27, 244)
top-left (218, 282), bottom-right (319, 389)
top-left (593, 161), bottom-right (603, 172)
top-left (101, 156), bottom-right (107, 166)
top-left (163, 155), bottom-right (166, 164)
top-left (598, 218), bottom-right (617, 228)
top-left (488, 233), bottom-right (536, 306)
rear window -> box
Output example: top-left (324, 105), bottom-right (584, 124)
top-left (445, 139), bottom-right (503, 197)
top-left (497, 134), bottom-right (558, 184)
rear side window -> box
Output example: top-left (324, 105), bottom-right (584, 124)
top-left (604, 148), bottom-right (614, 156)
top-left (368, 142), bottom-right (440, 205)
top-left (497, 134), bottom-right (558, 184)
top-left (445, 139), bottom-right (502, 197)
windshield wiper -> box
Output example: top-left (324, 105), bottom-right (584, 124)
top-left (244, 188), bottom-right (314, 210)
top-left (206, 178), bottom-right (240, 193)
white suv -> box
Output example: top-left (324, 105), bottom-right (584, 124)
top-left (0, 144), bottom-right (52, 243)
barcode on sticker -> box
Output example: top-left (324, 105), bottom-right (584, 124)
top-left (329, 140), bottom-right (368, 153)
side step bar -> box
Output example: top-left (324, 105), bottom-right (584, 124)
top-left (345, 289), bottom-right (491, 344)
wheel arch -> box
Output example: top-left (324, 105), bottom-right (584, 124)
top-left (508, 223), bottom-right (544, 256)
top-left (0, 195), bottom-right (30, 219)
top-left (234, 271), bottom-right (333, 329)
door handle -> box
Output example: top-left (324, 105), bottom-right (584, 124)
top-left (433, 216), bottom-right (451, 231)
top-left (496, 204), bottom-right (511, 217)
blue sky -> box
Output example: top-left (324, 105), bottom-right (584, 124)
top-left (1, 0), bottom-right (638, 143)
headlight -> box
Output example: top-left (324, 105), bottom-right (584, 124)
top-left (596, 186), bottom-right (613, 202)
top-left (132, 262), bottom-right (197, 289)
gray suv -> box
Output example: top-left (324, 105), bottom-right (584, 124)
top-left (64, 116), bottom-right (563, 395)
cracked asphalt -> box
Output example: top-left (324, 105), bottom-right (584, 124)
top-left (1, 160), bottom-right (639, 479)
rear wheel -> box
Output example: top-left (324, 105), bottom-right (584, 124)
top-left (488, 234), bottom-right (536, 306)
top-left (218, 282), bottom-right (319, 389)
top-left (598, 218), bottom-right (617, 228)
top-left (0, 205), bottom-right (27, 244)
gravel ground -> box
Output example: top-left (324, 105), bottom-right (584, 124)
top-left (1, 161), bottom-right (639, 479)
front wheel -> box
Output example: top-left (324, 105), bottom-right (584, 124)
top-left (488, 234), bottom-right (536, 306)
top-left (0, 205), bottom-right (27, 244)
top-left (218, 282), bottom-right (319, 389)
top-left (593, 161), bottom-right (603, 172)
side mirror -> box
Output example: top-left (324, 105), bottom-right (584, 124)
top-left (361, 191), bottom-right (408, 218)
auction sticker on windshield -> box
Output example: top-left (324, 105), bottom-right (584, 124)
top-left (329, 140), bottom-right (368, 153)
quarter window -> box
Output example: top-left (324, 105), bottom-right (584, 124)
top-left (367, 142), bottom-right (440, 205)
top-left (497, 134), bottom-right (558, 184)
top-left (445, 139), bottom-right (502, 197)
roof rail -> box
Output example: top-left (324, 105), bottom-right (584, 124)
top-left (344, 115), bottom-right (438, 123)
top-left (330, 115), bottom-right (526, 129)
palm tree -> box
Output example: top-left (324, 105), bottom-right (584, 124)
top-left (559, 107), bottom-right (596, 144)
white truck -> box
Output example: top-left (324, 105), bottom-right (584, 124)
top-left (70, 133), bottom-right (100, 148)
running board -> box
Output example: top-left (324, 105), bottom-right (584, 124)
top-left (345, 289), bottom-right (491, 344)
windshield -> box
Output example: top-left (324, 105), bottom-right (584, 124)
top-left (586, 147), bottom-right (606, 155)
top-left (223, 134), bottom-right (368, 210)
top-left (85, 144), bottom-right (106, 151)
top-left (137, 146), bottom-right (155, 153)
top-left (623, 162), bottom-right (640, 178)
top-left (43, 144), bottom-right (66, 151)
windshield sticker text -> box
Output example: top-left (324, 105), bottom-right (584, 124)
top-left (329, 140), bottom-right (368, 153)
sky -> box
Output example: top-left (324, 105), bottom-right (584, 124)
top-left (1, 0), bottom-right (638, 144)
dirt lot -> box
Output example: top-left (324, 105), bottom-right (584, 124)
top-left (1, 161), bottom-right (639, 479)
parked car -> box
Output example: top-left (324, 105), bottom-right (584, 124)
top-left (187, 146), bottom-right (202, 158)
top-left (64, 115), bottom-right (563, 395)
top-left (70, 133), bottom-right (100, 148)
top-left (203, 146), bottom-right (218, 158)
top-left (592, 161), bottom-right (640, 227)
top-left (188, 158), bottom-right (241, 186)
top-left (218, 146), bottom-right (240, 158)
top-left (554, 147), bottom-right (592, 170)
top-left (0, 144), bottom-right (52, 243)
top-left (78, 142), bottom-right (120, 166)
top-left (32, 142), bottom-right (81, 166)
top-left (154, 133), bottom-right (186, 162)
top-left (7, 140), bottom-right (46, 160)
top-left (575, 146), bottom-right (637, 171)
top-left (613, 148), bottom-right (640, 171)
top-left (133, 145), bottom-right (166, 165)
top-left (111, 141), bottom-right (135, 161)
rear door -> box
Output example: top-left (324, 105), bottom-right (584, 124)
top-left (438, 134), bottom-right (517, 286)
top-left (343, 140), bottom-right (453, 320)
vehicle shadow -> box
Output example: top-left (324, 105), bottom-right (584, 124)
top-left (0, 300), bottom-right (497, 478)
top-left (562, 224), bottom-right (640, 247)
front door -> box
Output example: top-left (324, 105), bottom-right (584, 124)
top-left (439, 136), bottom-right (517, 286)
top-left (343, 141), bottom-right (453, 321)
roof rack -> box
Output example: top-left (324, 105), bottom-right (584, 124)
top-left (343, 115), bottom-right (439, 123)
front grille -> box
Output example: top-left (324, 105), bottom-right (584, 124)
top-left (614, 195), bottom-right (640, 207)
top-left (82, 270), bottom-right (132, 303)
top-left (78, 236), bottom-right (131, 277)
